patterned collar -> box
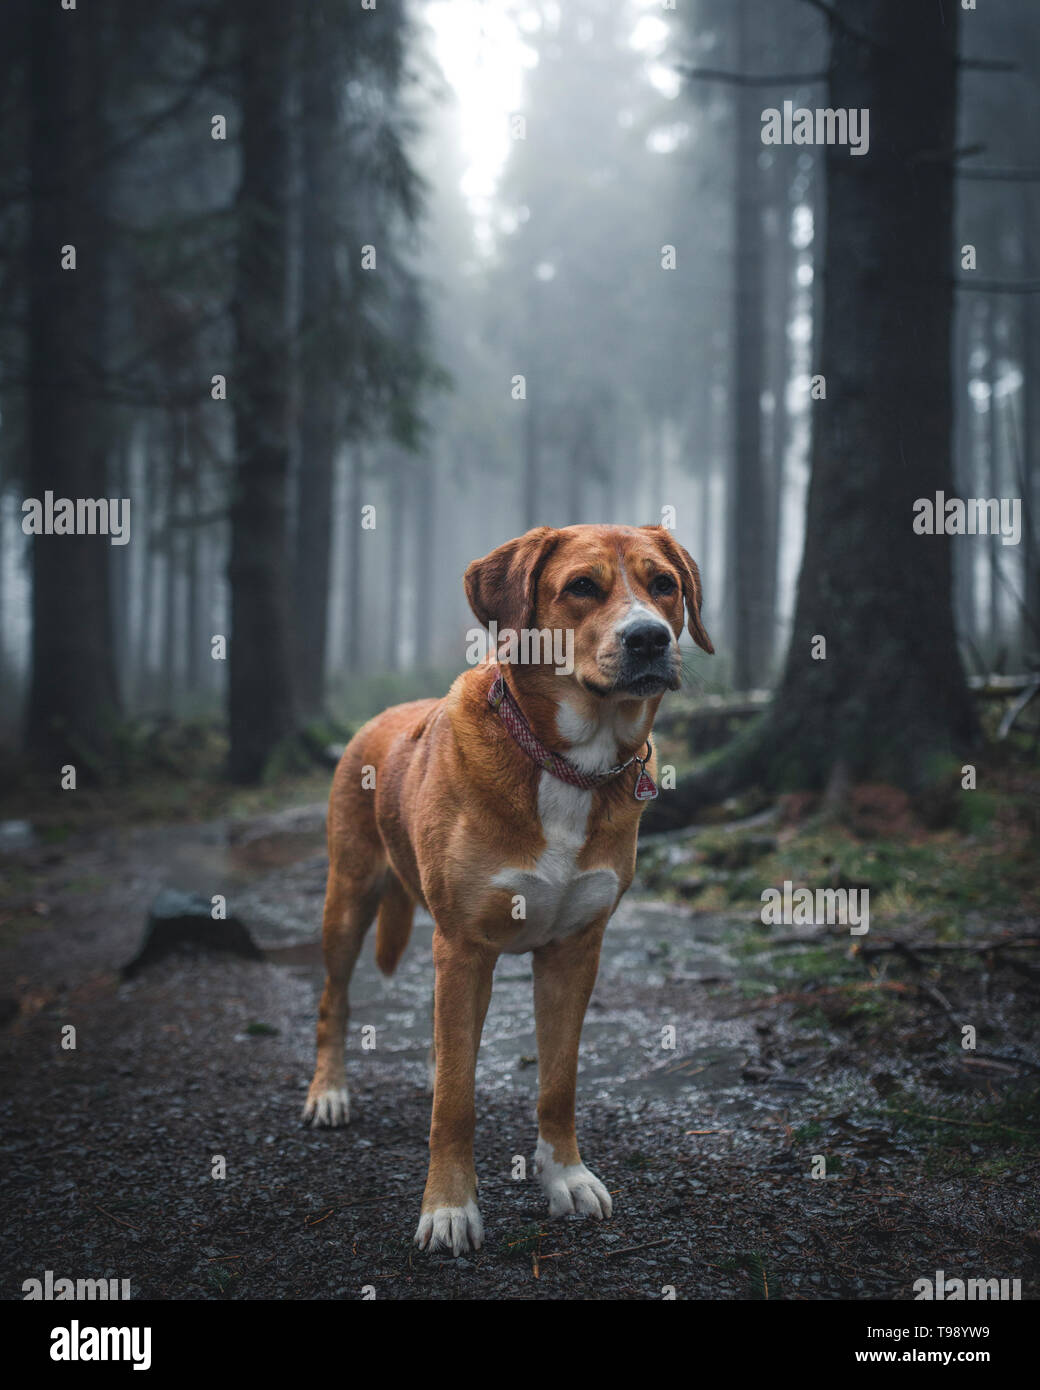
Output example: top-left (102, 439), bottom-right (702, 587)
top-left (486, 668), bottom-right (658, 800)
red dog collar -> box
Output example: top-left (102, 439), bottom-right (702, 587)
top-left (487, 669), bottom-right (658, 800)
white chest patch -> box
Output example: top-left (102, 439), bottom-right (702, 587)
top-left (492, 699), bottom-right (636, 954)
top-left (493, 776), bottom-right (619, 953)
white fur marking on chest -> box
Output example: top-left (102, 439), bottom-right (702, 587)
top-left (492, 710), bottom-right (622, 953)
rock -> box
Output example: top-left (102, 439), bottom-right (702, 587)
top-left (701, 835), bottom-right (777, 871)
top-left (227, 804), bottom-right (327, 872)
top-left (0, 819), bottom-right (37, 853)
top-left (123, 889), bottom-right (264, 976)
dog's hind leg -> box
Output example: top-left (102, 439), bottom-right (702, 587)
top-left (303, 854), bottom-right (384, 1129)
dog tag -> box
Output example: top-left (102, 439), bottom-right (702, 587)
top-left (634, 770), bottom-right (658, 801)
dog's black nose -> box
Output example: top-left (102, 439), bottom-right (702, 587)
top-left (621, 622), bottom-right (671, 658)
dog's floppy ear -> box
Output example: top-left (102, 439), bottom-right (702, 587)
top-left (644, 526), bottom-right (715, 655)
top-left (464, 527), bottom-right (559, 634)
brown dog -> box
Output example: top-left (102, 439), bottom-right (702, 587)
top-left (303, 524), bottom-right (713, 1254)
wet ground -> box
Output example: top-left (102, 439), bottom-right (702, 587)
top-left (1, 805), bottom-right (1038, 1300)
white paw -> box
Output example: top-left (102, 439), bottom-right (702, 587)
top-left (302, 1084), bottom-right (350, 1127)
top-left (414, 1200), bottom-right (484, 1256)
top-left (535, 1138), bottom-right (613, 1219)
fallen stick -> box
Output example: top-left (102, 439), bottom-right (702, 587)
top-left (896, 1108), bottom-right (1040, 1138)
top-left (858, 937), bottom-right (1040, 959)
top-left (965, 1050), bottom-right (1040, 1075)
top-left (95, 1205), bottom-right (140, 1230)
top-left (604, 1237), bottom-right (676, 1259)
top-left (746, 980), bottom-right (913, 1009)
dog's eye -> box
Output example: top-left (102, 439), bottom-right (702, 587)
top-left (650, 574), bottom-right (678, 597)
top-left (565, 576), bottom-right (601, 598)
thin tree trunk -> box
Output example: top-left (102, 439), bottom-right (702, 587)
top-left (345, 447), bottom-right (364, 673)
top-left (1024, 191), bottom-right (1040, 642)
top-left (727, 0), bottom-right (768, 691)
top-left (386, 459), bottom-right (405, 671)
top-left (162, 417), bottom-right (180, 706)
top-left (952, 294), bottom-right (977, 660)
top-left (987, 303), bottom-right (1001, 654)
top-left (413, 452), bottom-right (436, 669)
top-left (185, 429), bottom-right (202, 695)
top-left (291, 0), bottom-right (339, 718)
top-left (523, 387), bottom-right (539, 529)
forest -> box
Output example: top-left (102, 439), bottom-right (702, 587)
top-left (1, 0), bottom-right (1039, 1314)
top-left (1, 0), bottom-right (1036, 784)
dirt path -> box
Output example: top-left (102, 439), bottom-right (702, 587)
top-left (1, 811), bottom-right (1037, 1300)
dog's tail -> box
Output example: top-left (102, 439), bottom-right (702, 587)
top-left (374, 871), bottom-right (415, 976)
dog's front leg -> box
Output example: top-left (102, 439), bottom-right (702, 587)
top-left (414, 929), bottom-right (495, 1256)
top-left (531, 918), bottom-right (613, 1220)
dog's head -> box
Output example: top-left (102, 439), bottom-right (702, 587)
top-left (464, 524), bottom-right (713, 700)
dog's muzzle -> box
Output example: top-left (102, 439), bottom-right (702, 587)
top-left (615, 620), bottom-right (678, 696)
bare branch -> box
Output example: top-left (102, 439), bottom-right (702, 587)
top-left (959, 57), bottom-right (1020, 72)
top-left (956, 279), bottom-right (1040, 295)
top-left (958, 167), bottom-right (1040, 182)
top-left (677, 65), bottom-right (830, 88)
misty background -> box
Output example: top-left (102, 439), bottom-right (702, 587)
top-left (1, 0), bottom-right (1038, 786)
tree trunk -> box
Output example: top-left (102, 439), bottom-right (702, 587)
top-left (386, 458), bottom-right (405, 671)
top-left (291, 0), bottom-right (339, 719)
top-left (1022, 189), bottom-right (1040, 650)
top-left (25, 1), bottom-right (121, 766)
top-left (227, 0), bottom-right (298, 781)
top-left (344, 447), bottom-right (364, 673)
top-left (762, 157), bottom-right (794, 680)
top-left (951, 294), bottom-right (977, 663)
top-left (726, 0), bottom-right (769, 692)
top-left (987, 302), bottom-right (1001, 655)
top-left (162, 416), bottom-right (181, 707)
top-left (647, 0), bottom-right (978, 828)
top-left (522, 386), bottom-right (540, 529)
top-left (413, 451), bottom-right (436, 670)
top-left (185, 430), bottom-right (202, 696)
top-left (767, 0), bottom-right (977, 788)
